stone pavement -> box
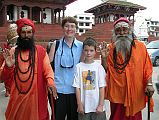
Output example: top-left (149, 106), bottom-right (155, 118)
top-left (0, 67), bottom-right (159, 120)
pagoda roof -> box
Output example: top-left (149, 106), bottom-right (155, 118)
top-left (1, 0), bottom-right (76, 6)
top-left (36, 0), bottom-right (76, 5)
top-left (85, 0), bottom-right (146, 13)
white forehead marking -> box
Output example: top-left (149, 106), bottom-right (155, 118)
top-left (115, 22), bottom-right (129, 29)
top-left (21, 26), bottom-right (32, 31)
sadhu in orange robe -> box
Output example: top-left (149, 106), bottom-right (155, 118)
top-left (105, 40), bottom-right (153, 117)
top-left (3, 45), bottom-right (55, 120)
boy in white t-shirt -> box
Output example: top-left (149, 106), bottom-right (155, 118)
top-left (73, 37), bottom-right (107, 120)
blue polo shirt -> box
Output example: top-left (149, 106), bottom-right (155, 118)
top-left (54, 37), bottom-right (83, 94)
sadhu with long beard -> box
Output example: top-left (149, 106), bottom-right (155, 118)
top-left (100, 17), bottom-right (155, 120)
top-left (2, 18), bottom-right (58, 120)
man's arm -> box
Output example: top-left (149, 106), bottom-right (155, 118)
top-left (145, 77), bottom-right (155, 97)
top-left (100, 42), bottom-right (110, 71)
top-left (43, 52), bottom-right (58, 99)
top-left (144, 45), bottom-right (155, 97)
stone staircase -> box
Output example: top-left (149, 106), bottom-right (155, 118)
top-left (0, 22), bottom-right (114, 49)
top-left (77, 22), bottom-right (114, 43)
top-left (0, 21), bottom-right (156, 49)
top-left (34, 24), bottom-right (63, 41)
top-left (76, 22), bottom-right (114, 59)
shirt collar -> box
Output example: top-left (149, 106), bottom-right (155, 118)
top-left (62, 37), bottom-right (79, 47)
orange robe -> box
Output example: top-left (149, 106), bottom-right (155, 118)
top-left (0, 53), bottom-right (4, 66)
top-left (0, 53), bottom-right (4, 82)
top-left (105, 40), bottom-right (153, 116)
top-left (3, 45), bottom-right (55, 120)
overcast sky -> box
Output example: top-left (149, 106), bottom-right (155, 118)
top-left (65, 0), bottom-right (159, 21)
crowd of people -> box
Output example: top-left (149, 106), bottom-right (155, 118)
top-left (0, 16), bottom-right (155, 120)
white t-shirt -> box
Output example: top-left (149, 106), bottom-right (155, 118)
top-left (73, 61), bottom-right (106, 113)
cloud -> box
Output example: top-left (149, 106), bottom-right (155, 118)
top-left (65, 0), bottom-right (102, 16)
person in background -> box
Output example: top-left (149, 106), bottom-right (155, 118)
top-left (0, 23), bottom-right (18, 97)
top-left (46, 39), bottom-right (54, 54)
top-left (49, 16), bottom-right (83, 120)
top-left (100, 17), bottom-right (155, 120)
top-left (6, 23), bottom-right (19, 49)
top-left (73, 37), bottom-right (106, 120)
top-left (2, 18), bottom-right (57, 120)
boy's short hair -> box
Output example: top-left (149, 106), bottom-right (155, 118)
top-left (83, 37), bottom-right (97, 50)
top-left (61, 16), bottom-right (78, 28)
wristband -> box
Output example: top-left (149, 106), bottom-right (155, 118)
top-left (147, 83), bottom-right (153, 86)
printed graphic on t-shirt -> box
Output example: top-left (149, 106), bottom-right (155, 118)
top-left (82, 70), bottom-right (96, 90)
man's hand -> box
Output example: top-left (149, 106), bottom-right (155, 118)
top-left (48, 85), bottom-right (58, 100)
top-left (77, 103), bottom-right (84, 115)
top-left (145, 84), bottom-right (155, 97)
top-left (99, 42), bottom-right (110, 71)
top-left (99, 42), bottom-right (109, 58)
top-left (3, 48), bottom-right (15, 67)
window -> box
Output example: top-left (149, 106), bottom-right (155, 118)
top-left (79, 17), bottom-right (84, 20)
top-left (79, 29), bottom-right (84, 32)
top-left (85, 23), bottom-right (90, 26)
top-left (79, 22), bottom-right (84, 26)
top-left (151, 27), bottom-right (154, 30)
top-left (85, 17), bottom-right (90, 20)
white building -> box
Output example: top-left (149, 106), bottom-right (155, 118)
top-left (134, 12), bottom-right (149, 42)
top-left (7, 6), bottom-right (55, 24)
top-left (146, 18), bottom-right (159, 38)
top-left (74, 13), bottom-right (95, 35)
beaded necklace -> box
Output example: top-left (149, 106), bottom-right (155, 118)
top-left (113, 40), bottom-right (134, 74)
top-left (14, 47), bottom-right (35, 94)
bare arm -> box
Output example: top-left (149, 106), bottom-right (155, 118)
top-left (76, 87), bottom-right (84, 114)
top-left (96, 87), bottom-right (105, 113)
top-left (99, 42), bottom-right (109, 71)
top-left (43, 52), bottom-right (58, 99)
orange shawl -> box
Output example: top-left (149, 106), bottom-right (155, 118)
top-left (105, 40), bottom-right (153, 116)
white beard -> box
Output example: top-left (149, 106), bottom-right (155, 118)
top-left (114, 35), bottom-right (133, 60)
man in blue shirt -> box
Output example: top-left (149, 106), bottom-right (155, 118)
top-left (49, 16), bottom-right (83, 120)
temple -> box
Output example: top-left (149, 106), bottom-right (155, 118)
top-left (0, 0), bottom-right (151, 48)
top-left (0, 0), bottom-right (77, 47)
top-left (78, 0), bottom-right (146, 43)
top-left (0, 0), bottom-right (76, 26)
